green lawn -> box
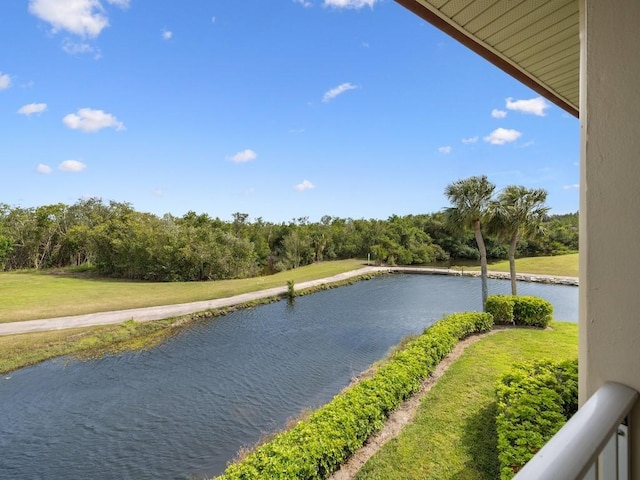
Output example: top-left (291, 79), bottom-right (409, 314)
top-left (453, 253), bottom-right (578, 278)
top-left (0, 259), bottom-right (365, 323)
top-left (356, 322), bottom-right (578, 480)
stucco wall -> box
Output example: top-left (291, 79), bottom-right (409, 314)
top-left (580, 0), bottom-right (640, 473)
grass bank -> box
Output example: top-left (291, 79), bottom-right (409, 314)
top-left (0, 259), bottom-right (365, 323)
top-left (452, 253), bottom-right (578, 278)
top-left (0, 264), bottom-right (383, 375)
top-left (356, 322), bottom-right (578, 480)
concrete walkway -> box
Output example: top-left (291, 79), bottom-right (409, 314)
top-left (0, 266), bottom-right (578, 337)
top-left (0, 267), bottom-right (388, 336)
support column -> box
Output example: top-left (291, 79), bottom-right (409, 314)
top-left (580, 0), bottom-right (640, 475)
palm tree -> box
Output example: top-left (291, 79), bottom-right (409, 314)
top-left (488, 186), bottom-right (550, 295)
top-left (444, 175), bottom-right (495, 309)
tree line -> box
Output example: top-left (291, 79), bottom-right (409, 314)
top-left (0, 193), bottom-right (577, 282)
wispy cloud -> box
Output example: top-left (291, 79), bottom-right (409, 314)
top-left (293, 0), bottom-right (313, 7)
top-left (484, 128), bottom-right (522, 145)
top-left (322, 82), bottom-right (358, 103)
top-left (506, 96), bottom-right (549, 116)
top-left (462, 136), bottom-right (479, 144)
top-left (18, 103), bottom-right (48, 116)
top-left (294, 179), bottom-right (315, 192)
top-left (0, 73), bottom-right (11, 90)
top-left (228, 149), bottom-right (257, 163)
top-left (152, 188), bottom-right (165, 197)
top-left (162, 29), bottom-right (173, 40)
top-left (59, 160), bottom-right (87, 172)
top-left (62, 39), bottom-right (97, 56)
top-left (491, 108), bottom-right (507, 119)
top-left (63, 108), bottom-right (125, 132)
top-left (36, 163), bottom-right (52, 174)
top-left (28, 0), bottom-right (130, 38)
top-left (323, 0), bottom-right (377, 8)
top-left (438, 146), bottom-right (452, 154)
top-left (563, 184), bottom-right (580, 190)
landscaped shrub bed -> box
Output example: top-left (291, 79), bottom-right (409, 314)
top-left (495, 358), bottom-right (578, 479)
top-left (216, 311), bottom-right (494, 480)
top-left (485, 295), bottom-right (553, 328)
top-left (485, 295), bottom-right (514, 324)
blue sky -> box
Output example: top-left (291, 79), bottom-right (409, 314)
top-left (1, 0), bottom-right (579, 223)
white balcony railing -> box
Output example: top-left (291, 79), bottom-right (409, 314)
top-left (513, 382), bottom-right (638, 480)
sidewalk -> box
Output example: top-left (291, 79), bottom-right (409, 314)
top-left (0, 266), bottom-right (387, 336)
top-left (0, 266), bottom-right (577, 336)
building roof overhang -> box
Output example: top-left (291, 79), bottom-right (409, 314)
top-left (395, 0), bottom-right (579, 118)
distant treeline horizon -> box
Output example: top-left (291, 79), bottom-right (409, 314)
top-left (0, 198), bottom-right (578, 282)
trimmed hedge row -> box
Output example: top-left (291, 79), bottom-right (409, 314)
top-left (485, 295), bottom-right (553, 328)
top-left (216, 311), bottom-right (494, 480)
top-left (495, 359), bottom-right (578, 479)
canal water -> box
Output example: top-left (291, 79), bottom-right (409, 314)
top-left (0, 274), bottom-right (578, 479)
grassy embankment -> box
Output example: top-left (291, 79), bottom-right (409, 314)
top-left (0, 254), bottom-right (578, 375)
top-left (356, 322), bottom-right (578, 480)
top-left (0, 259), bottom-right (367, 374)
top-left (453, 252), bottom-right (579, 278)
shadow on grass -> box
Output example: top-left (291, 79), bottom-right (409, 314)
top-left (452, 401), bottom-right (500, 480)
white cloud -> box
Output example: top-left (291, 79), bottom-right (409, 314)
top-left (152, 188), bottom-right (165, 197)
top-left (36, 163), bottom-right (52, 174)
top-left (438, 146), bottom-right (452, 154)
top-left (491, 108), bottom-right (507, 119)
top-left (106, 0), bottom-right (129, 7)
top-left (323, 0), bottom-right (377, 8)
top-left (563, 184), bottom-right (580, 190)
top-left (229, 149), bottom-right (257, 163)
top-left (484, 128), bottom-right (522, 145)
top-left (506, 96), bottom-right (549, 116)
top-left (59, 160), bottom-right (87, 172)
top-left (162, 29), bottom-right (173, 40)
top-left (462, 136), bottom-right (479, 144)
top-left (28, 0), bottom-right (129, 37)
top-left (294, 0), bottom-right (313, 6)
top-left (63, 108), bottom-right (125, 132)
top-left (62, 39), bottom-right (96, 55)
top-left (0, 73), bottom-right (11, 90)
top-left (18, 103), bottom-right (48, 116)
top-left (322, 82), bottom-right (358, 103)
top-left (294, 180), bottom-right (315, 192)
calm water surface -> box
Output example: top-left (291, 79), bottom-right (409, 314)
top-left (0, 274), bottom-right (577, 479)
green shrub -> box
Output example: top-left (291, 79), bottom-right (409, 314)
top-left (485, 295), bottom-right (515, 324)
top-left (495, 359), bottom-right (578, 479)
top-left (512, 296), bottom-right (553, 328)
top-left (216, 311), bottom-right (494, 480)
top-left (485, 295), bottom-right (553, 328)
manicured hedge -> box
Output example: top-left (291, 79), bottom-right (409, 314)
top-left (216, 311), bottom-right (494, 480)
top-left (486, 295), bottom-right (553, 328)
top-left (485, 295), bottom-right (514, 324)
top-left (495, 359), bottom-right (578, 479)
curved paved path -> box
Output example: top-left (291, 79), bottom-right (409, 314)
top-left (0, 267), bottom-right (577, 336)
top-left (0, 267), bottom-right (388, 336)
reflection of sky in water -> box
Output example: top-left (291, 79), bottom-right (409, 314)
top-left (0, 275), bottom-right (577, 479)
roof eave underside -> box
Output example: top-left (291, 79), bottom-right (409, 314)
top-left (394, 0), bottom-right (579, 118)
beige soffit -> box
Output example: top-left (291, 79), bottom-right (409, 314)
top-left (395, 0), bottom-right (579, 117)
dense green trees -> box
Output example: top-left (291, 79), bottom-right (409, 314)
top-left (0, 196), bottom-right (577, 281)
